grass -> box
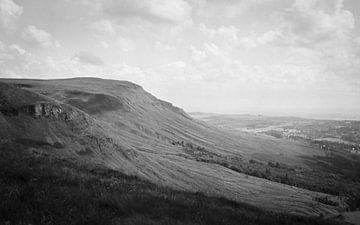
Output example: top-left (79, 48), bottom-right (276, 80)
top-left (176, 140), bottom-right (360, 209)
top-left (0, 143), bottom-right (346, 225)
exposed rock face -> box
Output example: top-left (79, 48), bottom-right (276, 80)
top-left (1, 102), bottom-right (81, 121)
top-left (30, 103), bottom-right (67, 119)
top-left (0, 102), bottom-right (91, 135)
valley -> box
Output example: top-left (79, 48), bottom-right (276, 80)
top-left (191, 113), bottom-right (360, 212)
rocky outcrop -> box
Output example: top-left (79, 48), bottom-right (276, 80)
top-left (1, 102), bottom-right (78, 120)
top-left (0, 102), bottom-right (91, 132)
top-left (23, 103), bottom-right (64, 118)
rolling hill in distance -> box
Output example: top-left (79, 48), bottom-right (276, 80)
top-left (1, 77), bottom-right (359, 224)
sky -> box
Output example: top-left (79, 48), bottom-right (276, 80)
top-left (0, 0), bottom-right (360, 116)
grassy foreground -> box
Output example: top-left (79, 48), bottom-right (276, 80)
top-left (0, 144), bottom-right (344, 225)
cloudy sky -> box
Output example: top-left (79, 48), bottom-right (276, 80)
top-left (1, 0), bottom-right (360, 116)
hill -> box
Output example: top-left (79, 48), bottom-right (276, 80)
top-left (0, 78), bottom-right (347, 218)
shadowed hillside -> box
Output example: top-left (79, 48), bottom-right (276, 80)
top-left (0, 78), bottom-right (348, 218)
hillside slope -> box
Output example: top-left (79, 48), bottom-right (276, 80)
top-left (1, 143), bottom-right (345, 225)
top-left (0, 78), bottom-right (346, 217)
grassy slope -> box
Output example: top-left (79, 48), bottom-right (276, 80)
top-left (190, 113), bottom-right (360, 210)
top-left (0, 78), bottom-right (346, 217)
top-left (0, 143), bottom-right (345, 225)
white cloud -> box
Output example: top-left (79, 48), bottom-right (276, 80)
top-left (193, 0), bottom-right (276, 22)
top-left (190, 45), bottom-right (206, 62)
top-left (117, 36), bottom-right (135, 51)
top-left (199, 24), bottom-right (239, 43)
top-left (148, 0), bottom-right (191, 23)
top-left (100, 41), bottom-right (110, 49)
top-left (161, 60), bottom-right (186, 70)
top-left (155, 41), bottom-right (176, 51)
top-left (8, 44), bottom-right (26, 55)
top-left (354, 37), bottom-right (360, 47)
top-left (258, 30), bottom-right (282, 45)
top-left (157, 60), bottom-right (201, 82)
top-left (239, 30), bottom-right (282, 49)
top-left (0, 0), bottom-right (22, 32)
top-left (91, 19), bottom-right (116, 36)
top-left (0, 39), bottom-right (5, 51)
top-left (0, 43), bottom-right (30, 76)
top-left (72, 51), bottom-right (105, 66)
top-left (101, 0), bottom-right (192, 24)
top-left (22, 25), bottom-right (56, 48)
top-left (245, 0), bottom-right (359, 85)
top-left (0, 43), bottom-right (28, 60)
top-left (203, 43), bottom-right (222, 56)
top-left (281, 0), bottom-right (354, 45)
top-left (54, 40), bottom-right (61, 48)
top-left (193, 0), bottom-right (245, 20)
